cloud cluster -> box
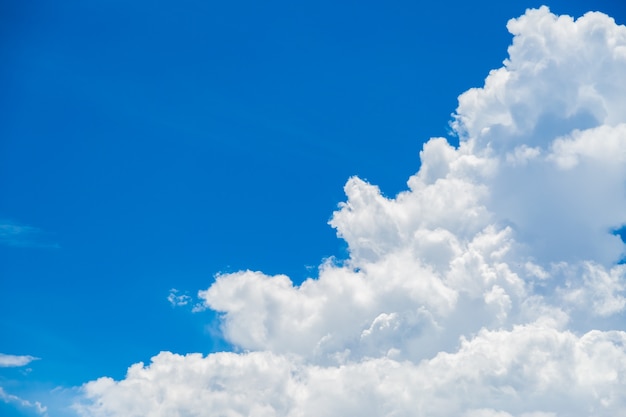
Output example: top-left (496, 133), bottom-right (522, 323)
top-left (76, 7), bottom-right (626, 417)
top-left (167, 289), bottom-right (193, 307)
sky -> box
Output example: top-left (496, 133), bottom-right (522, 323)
top-left (2, 0), bottom-right (626, 416)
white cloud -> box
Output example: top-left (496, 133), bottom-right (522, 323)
top-left (166, 288), bottom-right (192, 307)
top-left (0, 353), bottom-right (39, 368)
top-left (75, 6), bottom-right (626, 417)
top-left (0, 387), bottom-right (47, 416)
top-left (557, 262), bottom-right (626, 317)
top-left (75, 326), bottom-right (626, 417)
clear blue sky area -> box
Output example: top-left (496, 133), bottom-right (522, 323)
top-left (1, 0), bottom-right (625, 415)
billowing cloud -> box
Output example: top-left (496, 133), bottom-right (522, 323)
top-left (0, 353), bottom-right (39, 368)
top-left (75, 7), bottom-right (626, 417)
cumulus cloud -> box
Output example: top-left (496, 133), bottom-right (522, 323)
top-left (0, 353), bottom-right (39, 368)
top-left (75, 6), bottom-right (626, 417)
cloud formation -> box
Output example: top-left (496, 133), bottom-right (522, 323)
top-left (0, 354), bottom-right (39, 368)
top-left (75, 7), bottom-right (626, 417)
top-left (0, 387), bottom-right (47, 416)
top-left (167, 289), bottom-right (193, 307)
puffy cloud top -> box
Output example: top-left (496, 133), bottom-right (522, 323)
top-left (76, 7), bottom-right (626, 417)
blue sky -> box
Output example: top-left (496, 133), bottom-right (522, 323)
top-left (2, 1), bottom-right (626, 416)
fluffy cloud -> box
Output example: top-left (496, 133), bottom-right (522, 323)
top-left (76, 7), bottom-right (626, 417)
top-left (75, 326), bottom-right (626, 417)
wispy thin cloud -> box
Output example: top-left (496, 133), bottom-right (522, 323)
top-left (0, 221), bottom-right (59, 249)
top-left (0, 353), bottom-right (39, 368)
top-left (0, 387), bottom-right (48, 416)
